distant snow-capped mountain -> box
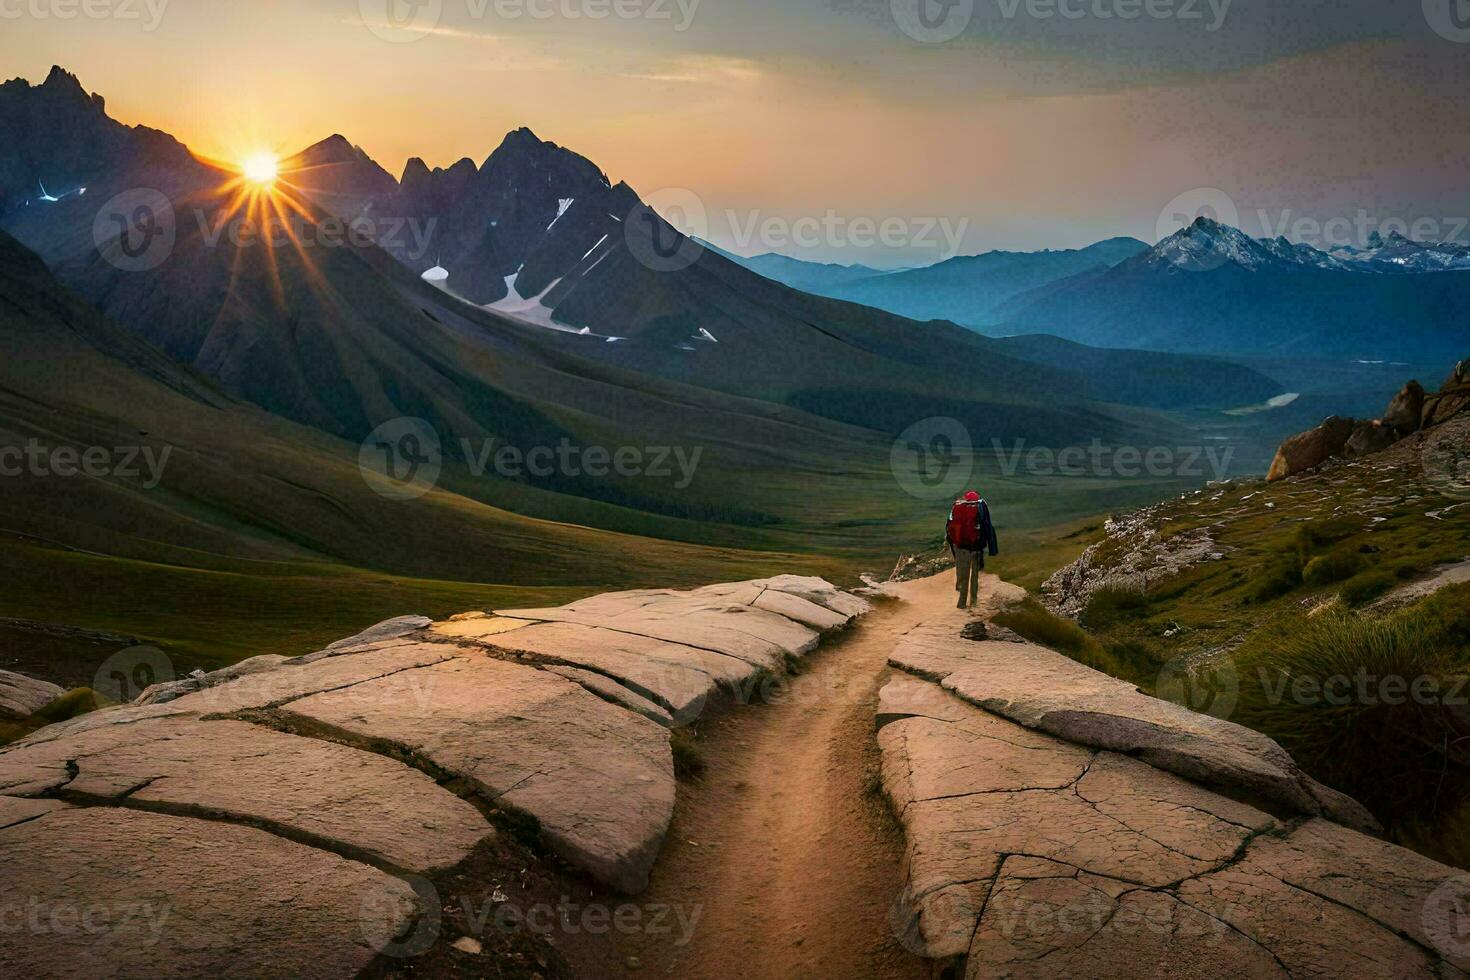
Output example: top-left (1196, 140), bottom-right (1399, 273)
top-left (996, 217), bottom-right (1470, 360)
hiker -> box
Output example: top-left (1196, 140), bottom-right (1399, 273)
top-left (946, 490), bottom-right (998, 610)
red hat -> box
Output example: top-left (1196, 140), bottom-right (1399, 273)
top-left (964, 491), bottom-right (980, 502)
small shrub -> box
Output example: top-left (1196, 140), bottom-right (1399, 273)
top-left (1249, 558), bottom-right (1303, 603)
top-left (994, 598), bottom-right (1146, 685)
top-left (1081, 586), bottom-right (1150, 629)
top-left (1293, 519), bottom-right (1357, 561)
top-left (1394, 563), bottom-right (1422, 581)
top-left (1341, 571), bottom-right (1395, 608)
top-left (670, 729), bottom-right (706, 781)
top-left (1302, 549), bottom-right (1367, 587)
top-left (1228, 587), bottom-right (1470, 830)
top-left (32, 688), bottom-right (104, 723)
top-left (1103, 638), bottom-right (1165, 678)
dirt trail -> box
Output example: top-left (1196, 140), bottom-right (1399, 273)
top-left (615, 572), bottom-right (979, 979)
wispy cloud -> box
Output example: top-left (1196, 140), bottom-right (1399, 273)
top-left (617, 55), bottom-right (763, 86)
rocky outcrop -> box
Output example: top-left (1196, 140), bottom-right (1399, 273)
top-left (0, 575), bottom-right (868, 976)
top-left (0, 669), bottom-right (62, 720)
top-left (1345, 419), bottom-right (1400, 457)
top-left (1266, 415), bottom-right (1357, 481)
top-left (1384, 379), bottom-right (1426, 434)
top-left (1269, 360), bottom-right (1469, 481)
top-left (1041, 507), bottom-right (1225, 619)
top-left (879, 619), bottom-right (1466, 975)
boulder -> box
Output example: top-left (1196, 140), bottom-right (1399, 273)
top-left (1427, 391), bottom-right (1470, 427)
top-left (0, 807), bottom-right (417, 979)
top-left (1344, 420), bottom-right (1399, 458)
top-left (1266, 415), bottom-right (1357, 482)
top-left (0, 669), bottom-right (63, 720)
top-left (1382, 380), bottom-right (1425, 434)
top-left (0, 715), bottom-right (493, 872)
top-left (279, 654), bottom-right (676, 894)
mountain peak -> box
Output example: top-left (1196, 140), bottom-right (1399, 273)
top-left (42, 65), bottom-right (84, 94)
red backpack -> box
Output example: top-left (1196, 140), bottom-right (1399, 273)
top-left (947, 500), bottom-right (984, 550)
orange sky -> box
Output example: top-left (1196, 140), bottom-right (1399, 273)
top-left (4, 0), bottom-right (1466, 264)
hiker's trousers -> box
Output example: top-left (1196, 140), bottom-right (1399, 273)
top-left (954, 548), bottom-right (983, 608)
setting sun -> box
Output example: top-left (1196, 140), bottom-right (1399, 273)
top-left (242, 152), bottom-right (278, 185)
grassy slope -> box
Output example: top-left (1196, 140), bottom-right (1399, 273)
top-left (993, 418), bottom-right (1470, 862)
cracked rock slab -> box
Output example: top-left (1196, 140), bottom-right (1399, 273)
top-left (0, 714), bottom-right (491, 872)
top-left (968, 857), bottom-right (1285, 979)
top-left (880, 661), bottom-right (1466, 977)
top-left (543, 664), bottom-right (675, 728)
top-left (499, 582), bottom-right (827, 668)
top-left (880, 681), bottom-right (1272, 961)
top-left (279, 654), bottom-right (675, 894)
top-left (0, 807), bottom-right (416, 979)
top-left (889, 624), bottom-right (1378, 832)
top-left (450, 620), bottom-right (745, 723)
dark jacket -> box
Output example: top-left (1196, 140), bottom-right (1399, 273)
top-left (946, 499), bottom-right (999, 556)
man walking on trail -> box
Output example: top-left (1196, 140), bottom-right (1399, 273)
top-left (947, 490), bottom-right (998, 610)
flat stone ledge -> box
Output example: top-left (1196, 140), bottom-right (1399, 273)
top-left (877, 648), bottom-right (1468, 976)
top-left (889, 623), bottom-right (1378, 832)
top-left (0, 807), bottom-right (416, 979)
